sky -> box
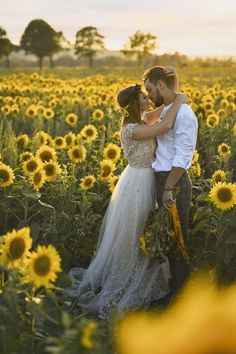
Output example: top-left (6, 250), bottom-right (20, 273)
top-left (0, 0), bottom-right (235, 57)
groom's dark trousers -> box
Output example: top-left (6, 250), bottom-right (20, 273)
top-left (155, 170), bottom-right (192, 294)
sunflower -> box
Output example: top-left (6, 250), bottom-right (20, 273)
top-left (68, 145), bottom-right (87, 163)
top-left (19, 151), bottom-right (34, 162)
top-left (43, 161), bottom-right (61, 182)
top-left (203, 101), bottom-right (214, 111)
top-left (80, 125), bottom-right (98, 143)
top-left (23, 245), bottom-right (61, 289)
top-left (217, 143), bottom-right (231, 158)
top-left (65, 113), bottom-right (78, 127)
top-left (0, 163), bottom-right (15, 187)
top-left (43, 107), bottom-right (55, 120)
top-left (189, 163), bottom-right (201, 177)
top-left (92, 108), bottom-right (104, 121)
top-left (192, 150), bottom-right (199, 164)
top-left (53, 136), bottom-right (66, 150)
top-left (16, 134), bottom-right (29, 149)
top-left (1, 105), bottom-right (11, 116)
top-left (211, 170), bottom-right (226, 184)
top-left (30, 168), bottom-right (46, 191)
top-left (81, 321), bottom-right (98, 349)
top-left (98, 125), bottom-right (107, 133)
top-left (220, 99), bottom-right (229, 109)
top-left (11, 104), bottom-right (20, 114)
top-left (26, 105), bottom-right (37, 118)
top-left (206, 113), bottom-right (219, 128)
top-left (0, 227), bottom-right (32, 269)
top-left (64, 132), bottom-right (76, 148)
top-left (209, 182), bottom-right (236, 210)
top-left (35, 131), bottom-right (52, 146)
top-left (36, 146), bottom-right (57, 163)
top-left (103, 143), bottom-right (121, 162)
top-left (99, 160), bottom-right (116, 180)
top-left (108, 175), bottom-right (120, 192)
top-left (22, 157), bottom-right (42, 176)
top-left (80, 175), bottom-right (96, 190)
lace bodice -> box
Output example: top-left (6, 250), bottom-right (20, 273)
top-left (120, 123), bottom-right (156, 168)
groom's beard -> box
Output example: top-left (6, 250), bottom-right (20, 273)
top-left (154, 88), bottom-right (164, 107)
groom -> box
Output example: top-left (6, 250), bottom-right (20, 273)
top-left (143, 66), bottom-right (198, 297)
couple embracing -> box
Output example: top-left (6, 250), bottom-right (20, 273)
top-left (66, 66), bottom-right (198, 320)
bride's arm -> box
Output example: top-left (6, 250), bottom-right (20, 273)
top-left (132, 93), bottom-right (188, 140)
top-left (143, 106), bottom-right (164, 124)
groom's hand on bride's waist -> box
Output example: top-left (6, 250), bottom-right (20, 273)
top-left (162, 190), bottom-right (175, 210)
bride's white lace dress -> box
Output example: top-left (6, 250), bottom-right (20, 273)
top-left (66, 123), bottom-right (171, 319)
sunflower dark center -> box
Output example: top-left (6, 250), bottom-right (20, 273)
top-left (84, 178), bottom-right (92, 186)
top-left (73, 149), bottom-right (82, 158)
top-left (102, 166), bottom-right (112, 177)
top-left (217, 187), bottom-right (232, 202)
top-left (107, 149), bottom-right (117, 159)
top-left (40, 152), bottom-right (53, 162)
top-left (86, 129), bottom-right (94, 136)
top-left (0, 169), bottom-right (10, 182)
top-left (45, 165), bottom-right (55, 176)
top-left (34, 172), bottom-right (42, 185)
top-left (27, 161), bottom-right (38, 172)
top-left (34, 255), bottom-right (51, 276)
top-left (9, 237), bottom-right (25, 259)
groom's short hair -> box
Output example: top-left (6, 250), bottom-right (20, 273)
top-left (143, 66), bottom-right (175, 89)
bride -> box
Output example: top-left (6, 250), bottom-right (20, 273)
top-left (65, 81), bottom-right (187, 320)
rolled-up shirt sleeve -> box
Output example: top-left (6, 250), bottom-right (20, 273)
top-left (172, 113), bottom-right (198, 169)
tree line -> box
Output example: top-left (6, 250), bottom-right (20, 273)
top-left (0, 19), bottom-right (158, 69)
top-left (0, 19), bottom-right (234, 69)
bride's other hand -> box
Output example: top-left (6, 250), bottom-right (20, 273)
top-left (163, 66), bottom-right (176, 77)
top-left (164, 66), bottom-right (179, 90)
top-left (175, 92), bottom-right (188, 104)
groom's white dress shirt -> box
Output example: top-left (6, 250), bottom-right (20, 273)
top-left (152, 103), bottom-right (198, 172)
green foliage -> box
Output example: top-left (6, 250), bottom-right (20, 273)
top-left (75, 27), bottom-right (105, 67)
top-left (122, 30), bottom-right (157, 67)
top-left (20, 20), bottom-right (64, 68)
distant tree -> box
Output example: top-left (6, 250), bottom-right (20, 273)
top-left (20, 19), bottom-right (64, 69)
top-left (122, 30), bottom-right (157, 67)
top-left (75, 26), bottom-right (105, 67)
top-left (0, 27), bottom-right (14, 67)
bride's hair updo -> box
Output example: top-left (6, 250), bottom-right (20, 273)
top-left (116, 84), bottom-right (143, 126)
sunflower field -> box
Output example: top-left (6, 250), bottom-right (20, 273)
top-left (0, 67), bottom-right (236, 354)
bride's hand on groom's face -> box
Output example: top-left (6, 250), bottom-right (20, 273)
top-left (162, 190), bottom-right (175, 210)
top-left (163, 66), bottom-right (176, 77)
